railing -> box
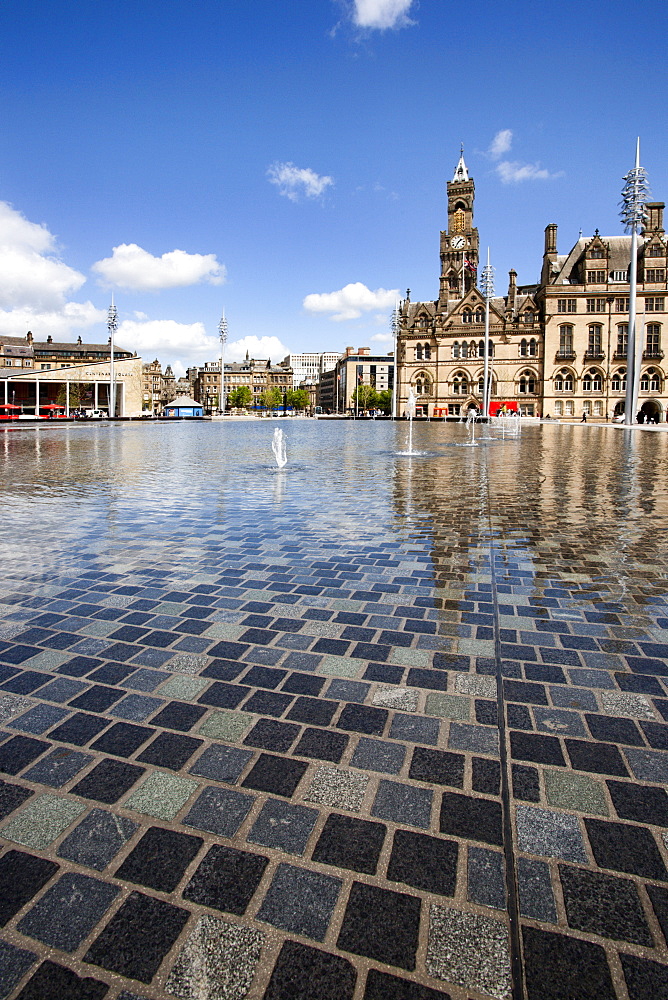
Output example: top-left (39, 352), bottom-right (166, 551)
top-left (583, 351), bottom-right (605, 361)
top-left (643, 349), bottom-right (664, 360)
top-left (555, 351), bottom-right (576, 361)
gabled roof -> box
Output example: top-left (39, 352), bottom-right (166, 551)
top-left (166, 395), bottom-right (200, 408)
top-left (550, 235), bottom-right (644, 285)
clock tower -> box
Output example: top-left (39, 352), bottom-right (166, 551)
top-left (439, 150), bottom-right (479, 305)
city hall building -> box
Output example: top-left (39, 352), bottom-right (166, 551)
top-left (396, 154), bottom-right (667, 422)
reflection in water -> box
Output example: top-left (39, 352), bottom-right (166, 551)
top-left (1, 422), bottom-right (667, 611)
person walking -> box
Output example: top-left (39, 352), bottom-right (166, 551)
top-left (581, 412), bottom-right (587, 423)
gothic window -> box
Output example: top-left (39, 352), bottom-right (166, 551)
top-left (452, 373), bottom-right (468, 395)
top-left (617, 324), bottom-right (628, 354)
top-left (520, 339), bottom-right (527, 357)
top-left (646, 323), bottom-right (661, 354)
top-left (589, 248), bottom-right (605, 259)
top-left (528, 338), bottom-right (537, 356)
top-left (452, 341), bottom-right (460, 359)
top-left (415, 372), bottom-right (433, 396)
top-left (648, 245), bottom-right (664, 257)
top-left (559, 325), bottom-right (574, 355)
top-left (523, 310), bottom-right (535, 325)
top-left (477, 375), bottom-right (496, 395)
top-left (462, 309), bottom-right (473, 324)
top-left (416, 344), bottom-right (423, 361)
top-left (461, 341), bottom-right (469, 359)
top-left (518, 370), bottom-right (536, 394)
top-left (611, 369), bottom-right (626, 392)
top-left (424, 343), bottom-right (432, 360)
top-left (554, 368), bottom-right (574, 392)
top-left (554, 400), bottom-right (563, 416)
top-left (588, 325), bottom-right (603, 354)
top-left (582, 368), bottom-right (602, 392)
top-left (475, 307), bottom-right (485, 323)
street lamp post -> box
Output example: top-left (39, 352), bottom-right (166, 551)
top-left (218, 310), bottom-right (228, 415)
top-left (108, 297), bottom-right (118, 418)
top-left (620, 139), bottom-right (650, 426)
top-left (391, 301), bottom-right (399, 420)
top-left (480, 248), bottom-right (495, 418)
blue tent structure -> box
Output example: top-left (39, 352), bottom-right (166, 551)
top-left (163, 395), bottom-right (203, 418)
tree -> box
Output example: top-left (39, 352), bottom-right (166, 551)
top-left (376, 389), bottom-right (393, 414)
top-left (228, 386), bottom-right (252, 408)
top-left (286, 388), bottom-right (309, 410)
top-left (351, 384), bottom-right (378, 412)
top-left (261, 387), bottom-right (282, 410)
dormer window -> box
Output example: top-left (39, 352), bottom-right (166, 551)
top-left (523, 310), bottom-right (534, 325)
top-left (462, 309), bottom-right (473, 323)
top-left (589, 248), bottom-right (605, 259)
top-left (474, 307), bottom-right (485, 323)
top-left (648, 245), bottom-right (664, 257)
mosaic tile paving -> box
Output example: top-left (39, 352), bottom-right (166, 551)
top-left (1, 418), bottom-right (668, 998)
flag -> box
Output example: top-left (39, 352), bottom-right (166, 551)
top-left (465, 258), bottom-right (476, 273)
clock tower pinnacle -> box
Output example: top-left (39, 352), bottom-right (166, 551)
top-left (439, 149), bottom-right (479, 305)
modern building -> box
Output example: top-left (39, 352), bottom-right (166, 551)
top-left (280, 352), bottom-right (341, 387)
top-left (332, 347), bottom-right (395, 414)
top-left (396, 154), bottom-right (668, 422)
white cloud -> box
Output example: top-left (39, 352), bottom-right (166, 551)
top-left (371, 331), bottom-right (393, 344)
top-left (116, 318), bottom-right (219, 358)
top-left (496, 160), bottom-right (563, 184)
top-left (0, 301), bottom-right (105, 339)
top-left (225, 335), bottom-right (289, 363)
top-left (303, 282), bottom-right (399, 321)
top-left (352, 0), bottom-right (416, 30)
top-left (92, 243), bottom-right (226, 291)
top-left (488, 129), bottom-right (513, 160)
top-left (267, 162), bottom-right (334, 202)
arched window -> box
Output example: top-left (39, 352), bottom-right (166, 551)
top-left (611, 368), bottom-right (626, 392)
top-left (641, 368), bottom-right (661, 392)
top-left (452, 373), bottom-right (468, 395)
top-left (520, 339), bottom-right (528, 357)
top-left (554, 400), bottom-right (563, 416)
top-left (424, 343), bottom-right (432, 360)
top-left (559, 325), bottom-right (574, 355)
top-left (528, 338), bottom-right (538, 357)
top-left (415, 373), bottom-right (432, 395)
top-left (475, 307), bottom-right (485, 324)
top-left (415, 344), bottom-right (423, 361)
top-left (462, 309), bottom-right (473, 324)
top-left (588, 324), bottom-right (603, 355)
top-left (554, 368), bottom-right (574, 392)
top-left (646, 324), bottom-right (661, 355)
top-left (617, 324), bottom-right (628, 355)
top-left (523, 310), bottom-right (534, 325)
top-left (452, 341), bottom-right (460, 359)
top-left (582, 368), bottom-right (603, 392)
top-left (477, 374), bottom-right (496, 395)
top-left (518, 370), bottom-right (536, 394)
top-left (461, 340), bottom-right (469, 359)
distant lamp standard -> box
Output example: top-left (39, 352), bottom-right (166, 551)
top-left (620, 138), bottom-right (650, 426)
top-left (391, 301), bottom-right (400, 419)
top-left (107, 296), bottom-right (118, 418)
top-left (480, 248), bottom-right (495, 418)
top-left (218, 310), bottom-right (228, 415)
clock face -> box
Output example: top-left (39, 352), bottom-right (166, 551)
top-left (451, 236), bottom-right (466, 249)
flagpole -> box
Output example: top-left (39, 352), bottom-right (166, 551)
top-left (480, 249), bottom-right (495, 418)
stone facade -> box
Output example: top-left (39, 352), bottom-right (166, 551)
top-left (397, 155), bottom-right (668, 422)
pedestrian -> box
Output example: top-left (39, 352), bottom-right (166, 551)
top-left (581, 412), bottom-right (587, 423)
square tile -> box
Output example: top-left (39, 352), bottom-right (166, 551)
top-left (150, 701), bottom-right (208, 732)
top-left (57, 808), bottom-right (137, 870)
top-left (0, 735), bottom-right (50, 774)
top-left (585, 818), bottom-right (668, 880)
top-left (184, 786), bottom-right (255, 837)
top-left (198, 682), bottom-right (250, 709)
top-left (448, 722), bottom-right (499, 756)
top-left (1, 793), bottom-right (84, 849)
top-left (183, 844), bottom-right (268, 915)
top-left (544, 770), bottom-right (609, 815)
top-left (115, 825), bottom-right (203, 892)
top-left (189, 744), bottom-right (253, 783)
top-left (0, 778), bottom-right (32, 819)
top-left (90, 722), bottom-right (155, 757)
top-left (68, 684), bottom-right (124, 713)
top-left (620, 954), bottom-right (668, 1000)
top-left (326, 679), bottom-right (370, 702)
top-left (197, 710), bottom-right (253, 741)
top-left (71, 758), bottom-right (145, 804)
top-left (305, 766), bottom-right (368, 811)
top-left (293, 727), bottom-right (349, 763)
top-left (83, 890), bottom-right (190, 984)
top-left (164, 915), bottom-right (264, 1000)
top-left (522, 925), bottom-right (615, 1000)
top-left (17, 872), bottom-right (119, 952)
top-left (516, 803), bottom-right (588, 862)
top-left (0, 850), bottom-right (59, 926)
top-left (607, 779), bottom-right (668, 825)
top-left (248, 798), bottom-right (318, 855)
top-left (281, 671), bottom-right (325, 695)
top-left (264, 940), bottom-right (356, 1000)
top-left (0, 940), bottom-right (37, 999)
top-left (467, 845), bottom-right (506, 909)
top-left (439, 791), bottom-right (503, 846)
top-left (386, 829), bottom-right (458, 896)
top-left (124, 771), bottom-right (198, 820)
top-left (351, 737), bottom-right (406, 774)
top-left (337, 881), bottom-right (420, 971)
top-left (11, 705), bottom-right (69, 734)
top-left (257, 863), bottom-right (342, 941)
top-left (510, 731), bottom-right (565, 766)
top-left (426, 905), bottom-right (511, 999)
top-left (137, 732), bottom-right (203, 770)
top-left (337, 703), bottom-right (387, 735)
top-left (372, 779), bottom-right (433, 829)
top-left (559, 864), bottom-right (652, 945)
top-left (389, 713), bottom-right (440, 745)
top-left (312, 813), bottom-right (386, 874)
top-left (517, 857), bottom-right (557, 922)
top-left (409, 748), bottom-right (464, 788)
top-left (243, 718), bottom-right (301, 752)
top-left (364, 969), bottom-right (451, 1000)
top-left (109, 694), bottom-right (164, 721)
top-left (241, 752), bottom-right (307, 797)
top-left (14, 960), bottom-right (109, 1000)
top-left (23, 748), bottom-right (92, 787)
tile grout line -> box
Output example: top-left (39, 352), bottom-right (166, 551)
top-left (484, 472), bottom-right (527, 1000)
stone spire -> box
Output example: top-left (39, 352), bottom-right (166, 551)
top-left (452, 146), bottom-right (469, 183)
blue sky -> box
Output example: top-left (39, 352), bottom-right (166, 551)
top-left (0, 0), bottom-right (665, 375)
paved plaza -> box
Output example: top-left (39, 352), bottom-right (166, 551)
top-left (0, 419), bottom-right (667, 999)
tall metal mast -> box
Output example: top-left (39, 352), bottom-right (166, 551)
top-left (480, 248), bottom-right (495, 418)
top-left (107, 296), bottom-right (117, 418)
top-left (218, 310), bottom-right (228, 415)
top-left (620, 139), bottom-right (650, 426)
